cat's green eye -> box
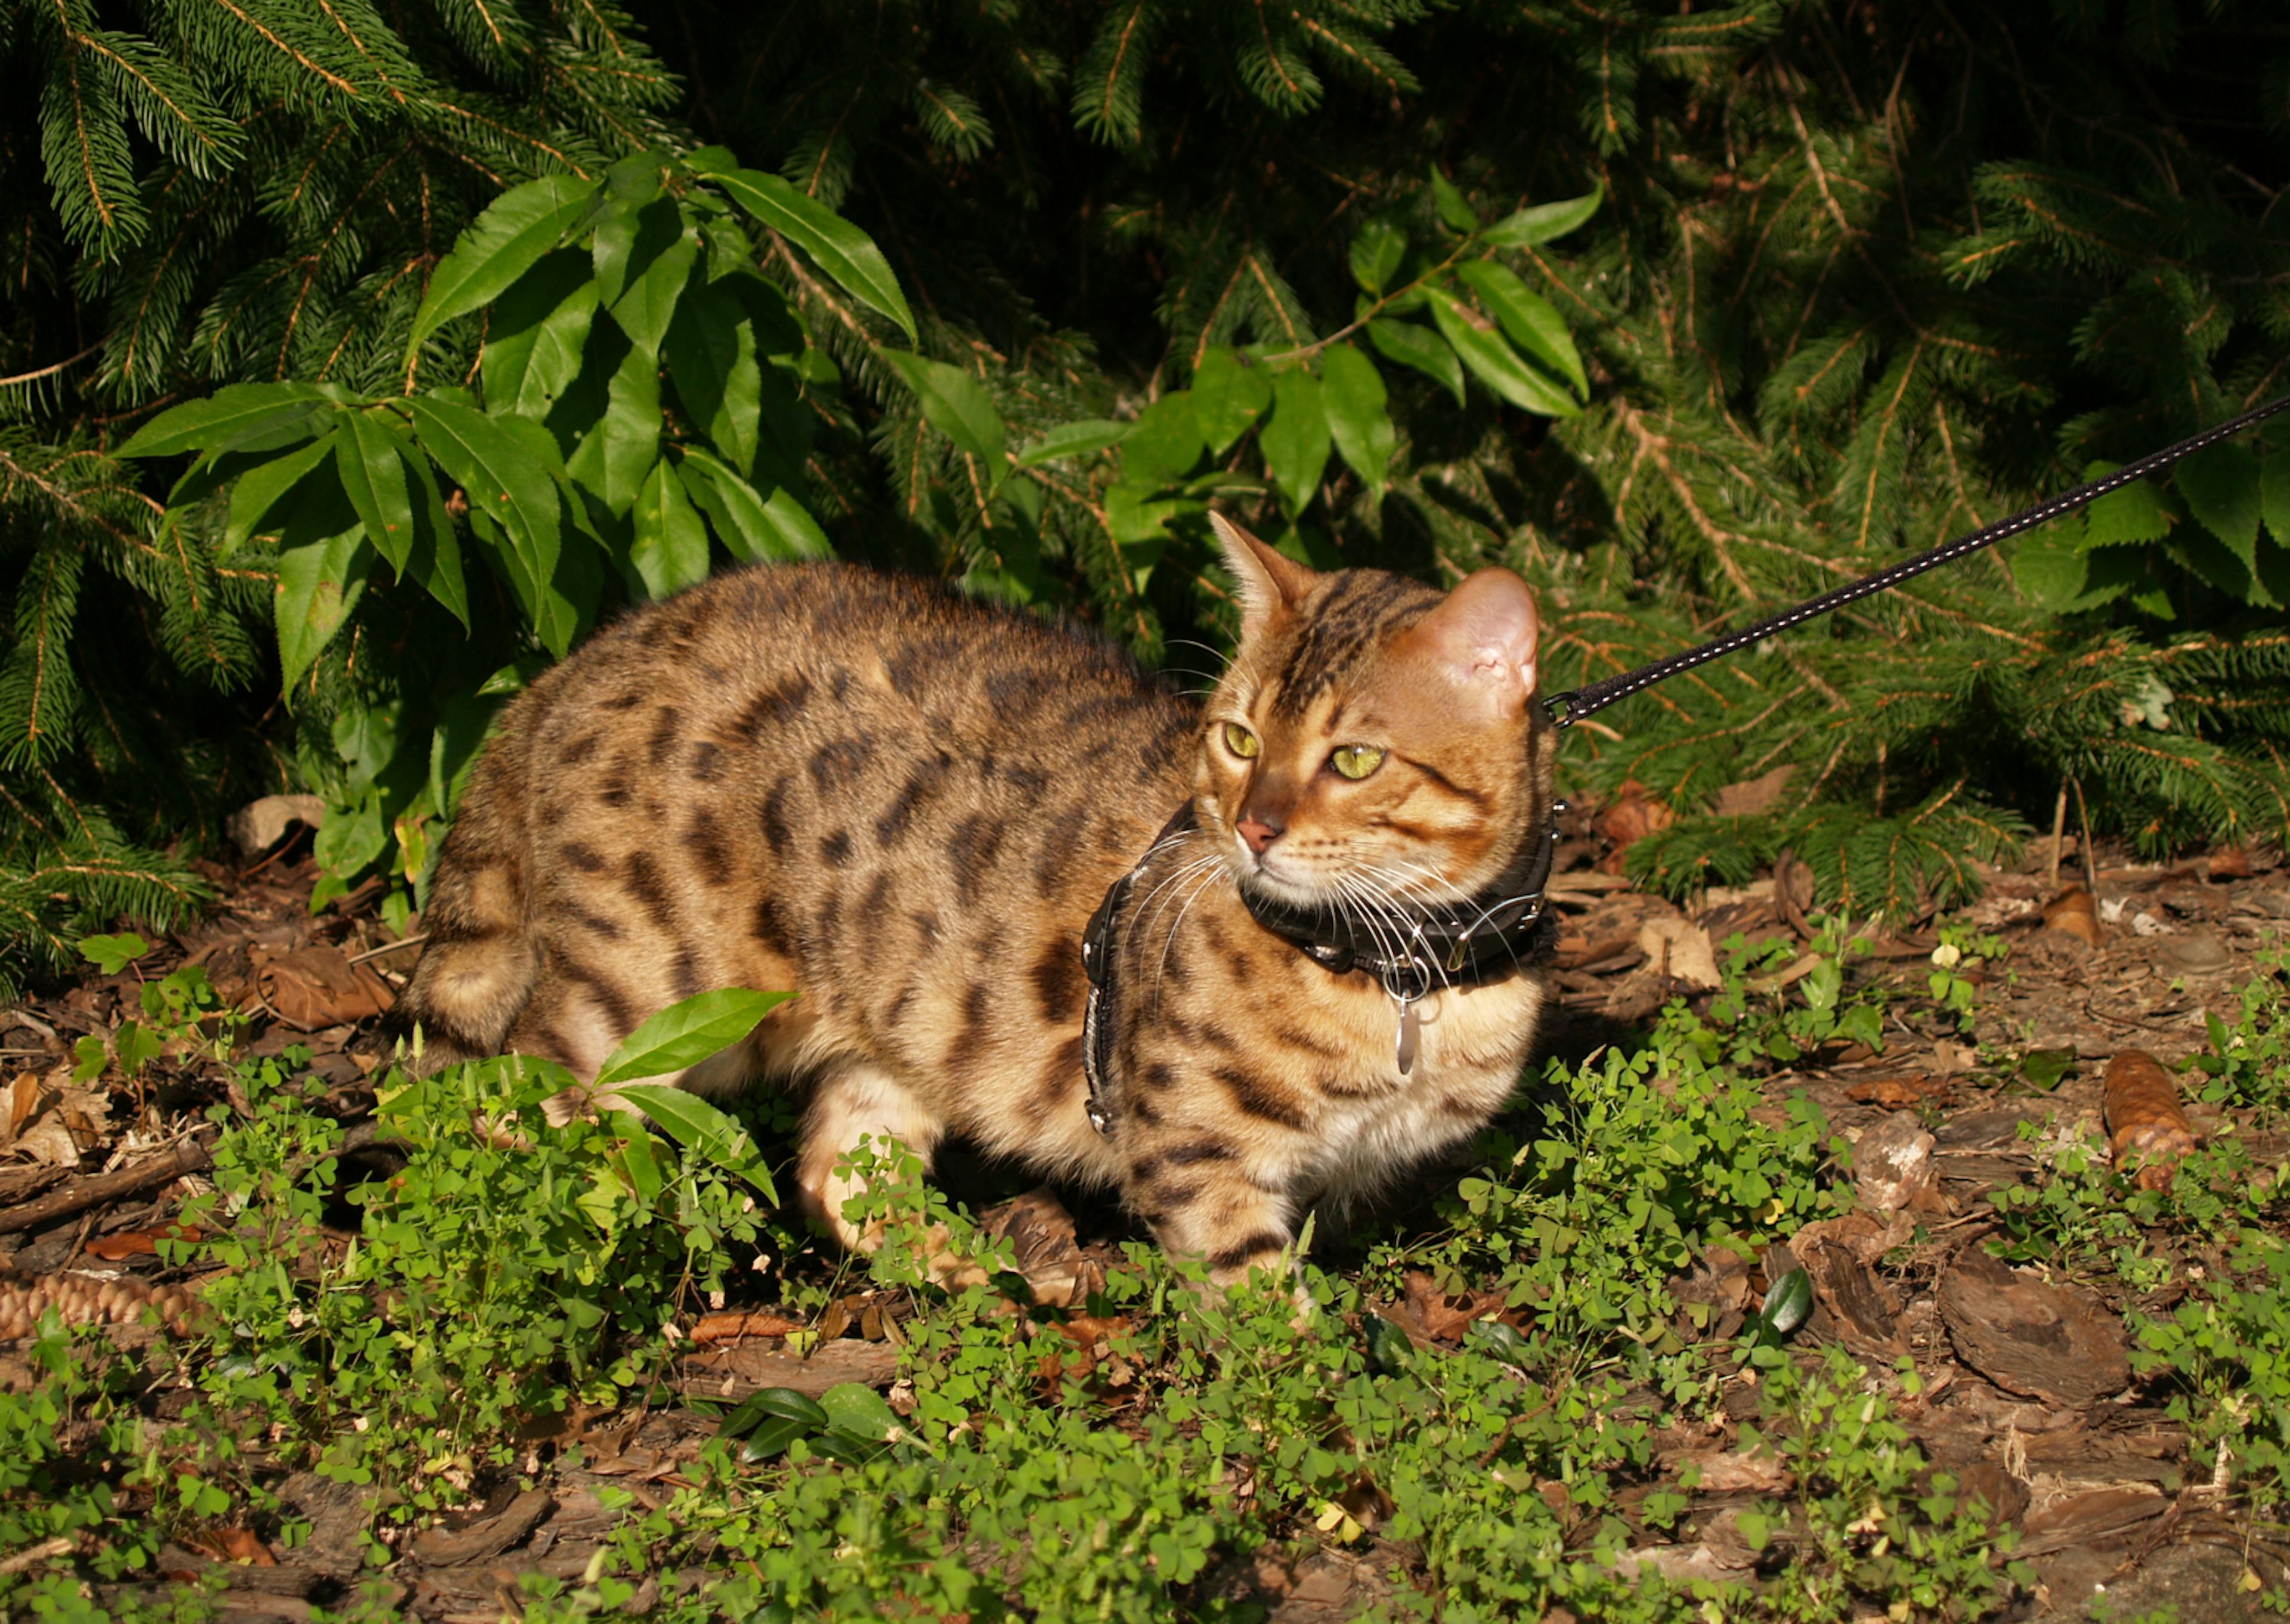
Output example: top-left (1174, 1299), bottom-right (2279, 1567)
top-left (1330, 745), bottom-right (1385, 780)
top-left (1223, 723), bottom-right (1261, 760)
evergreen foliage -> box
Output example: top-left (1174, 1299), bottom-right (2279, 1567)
top-left (6, 0), bottom-right (2290, 969)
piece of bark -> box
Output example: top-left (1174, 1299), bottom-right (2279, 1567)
top-left (2015, 1487), bottom-right (2167, 1557)
top-left (673, 1335), bottom-right (898, 1402)
top-left (981, 1186), bottom-right (1095, 1308)
top-left (408, 1487), bottom-right (553, 1567)
top-left (1790, 1225), bottom-right (1906, 1356)
top-left (1938, 1248), bottom-right (2129, 1409)
top-left (2103, 1050), bottom-right (2199, 1189)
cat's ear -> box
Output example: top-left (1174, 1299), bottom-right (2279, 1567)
top-left (1397, 568), bottom-right (1542, 721)
top-left (1211, 512), bottom-right (1317, 637)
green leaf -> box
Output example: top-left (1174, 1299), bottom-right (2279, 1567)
top-left (598, 988), bottom-right (794, 1086)
top-left (883, 353), bottom-right (1006, 482)
top-left (679, 451), bottom-right (830, 562)
top-left (336, 411), bottom-right (419, 573)
top-left (665, 278), bottom-right (762, 473)
top-left (78, 932), bottom-right (150, 974)
top-left (1363, 1313), bottom-right (1414, 1374)
top-left (608, 1111), bottom-right (664, 1205)
top-left (274, 523), bottom-right (372, 689)
top-left (694, 160), bottom-right (917, 342)
top-left (2081, 464), bottom-right (2171, 548)
top-left (410, 175), bottom-right (602, 351)
top-left (612, 1082), bottom-right (779, 1202)
top-left (818, 1381), bottom-right (907, 1448)
top-left (1759, 1267), bottom-right (1814, 1337)
top-left (564, 327), bottom-right (663, 517)
top-left (2012, 525), bottom-right (2090, 610)
top-left (1260, 369), bottom-right (1330, 513)
top-left (401, 454), bottom-right (469, 627)
top-left (1016, 420), bottom-right (1131, 467)
top-left (117, 383), bottom-right (335, 459)
top-left (2175, 440), bottom-right (2263, 563)
top-left (404, 397), bottom-right (563, 626)
top-left (719, 1387), bottom-right (830, 1441)
top-left (1191, 348), bottom-right (1273, 458)
top-left (1430, 167), bottom-right (1481, 234)
top-left (1320, 343), bottom-right (1394, 507)
top-left (481, 252), bottom-right (598, 420)
top-left (1455, 261), bottom-right (1587, 398)
top-left (1482, 185), bottom-right (1604, 247)
top-left (1119, 394), bottom-right (1206, 489)
top-left (597, 195), bottom-right (700, 357)
top-left (631, 457), bottom-right (711, 600)
top-left (2262, 437), bottom-right (2290, 547)
top-left (1736, 1510), bottom-right (1771, 1553)
top-left (2019, 1048), bottom-right (2075, 1090)
top-left (1426, 287), bottom-right (1579, 417)
top-left (1366, 318), bottom-right (1464, 406)
top-left (1349, 218), bottom-right (1407, 295)
top-left (225, 433), bottom-right (339, 548)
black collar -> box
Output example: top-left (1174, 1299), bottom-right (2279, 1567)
top-left (1078, 800), bottom-right (1564, 1136)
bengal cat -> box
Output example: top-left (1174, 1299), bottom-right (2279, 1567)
top-left (395, 516), bottom-right (1556, 1287)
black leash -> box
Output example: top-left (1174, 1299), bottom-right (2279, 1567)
top-left (1542, 393), bottom-right (2290, 729)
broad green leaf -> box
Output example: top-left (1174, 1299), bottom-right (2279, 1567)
top-left (481, 251), bottom-right (598, 420)
top-left (2011, 526), bottom-right (2089, 610)
top-left (336, 411), bottom-right (418, 572)
top-left (694, 160), bottom-right (917, 342)
top-left (2175, 440), bottom-right (2262, 562)
top-left (1261, 368), bottom-right (1330, 513)
top-left (403, 453), bottom-right (469, 627)
top-left (2019, 1048), bottom-right (2075, 1090)
top-left (612, 1082), bottom-right (779, 1202)
top-left (1427, 287), bottom-right (1579, 417)
top-left (631, 456), bottom-right (711, 600)
top-left (1119, 393), bottom-right (1206, 489)
top-left (2079, 463), bottom-right (2172, 548)
top-left (564, 326), bottom-right (664, 516)
top-left (598, 988), bottom-right (794, 1086)
top-left (1320, 343), bottom-right (1394, 507)
top-left (1191, 347), bottom-right (1272, 457)
top-left (719, 1387), bottom-right (829, 1441)
top-left (883, 353), bottom-right (1006, 481)
top-left (410, 175), bottom-right (601, 349)
top-left (1366, 318), bottom-right (1464, 405)
top-left (1759, 1267), bottom-right (1814, 1337)
top-left (1430, 167), bottom-right (1481, 234)
top-left (314, 786), bottom-right (386, 876)
top-left (404, 397), bottom-right (562, 623)
top-left (225, 433), bottom-right (340, 548)
top-left (117, 383), bottom-right (335, 459)
top-left (1104, 485), bottom-right (1185, 546)
top-left (1482, 185), bottom-right (1604, 247)
top-left (275, 522), bottom-right (372, 689)
top-left (818, 1381), bottom-right (906, 1447)
top-left (598, 196), bottom-right (700, 357)
top-left (1456, 261), bottom-right (1587, 397)
top-left (680, 450), bottom-right (830, 562)
top-left (665, 278), bottom-right (762, 473)
top-left (1016, 420), bottom-right (1131, 466)
top-left (608, 1111), bottom-right (664, 1204)
top-left (1349, 217), bottom-right (1406, 295)
top-left (78, 932), bottom-right (150, 973)
top-left (2263, 436), bottom-right (2290, 546)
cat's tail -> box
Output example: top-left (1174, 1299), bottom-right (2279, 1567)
top-left (386, 712), bottom-right (540, 1072)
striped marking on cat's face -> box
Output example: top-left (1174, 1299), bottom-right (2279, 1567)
top-left (1198, 515), bottom-right (1545, 912)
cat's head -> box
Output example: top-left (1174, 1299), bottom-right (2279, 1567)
top-left (1194, 514), bottom-right (1552, 912)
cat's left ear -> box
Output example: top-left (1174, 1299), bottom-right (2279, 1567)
top-left (1398, 568), bottom-right (1541, 721)
top-left (1211, 512), bottom-right (1318, 638)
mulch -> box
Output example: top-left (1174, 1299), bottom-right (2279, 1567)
top-left (1, 810), bottom-right (2284, 1621)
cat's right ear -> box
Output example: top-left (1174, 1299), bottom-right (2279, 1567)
top-left (1211, 513), bottom-right (1317, 639)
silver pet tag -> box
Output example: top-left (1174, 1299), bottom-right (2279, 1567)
top-left (1395, 997), bottom-right (1420, 1076)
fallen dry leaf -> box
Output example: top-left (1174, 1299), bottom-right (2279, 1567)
top-left (2, 1074), bottom-right (41, 1146)
top-left (1676, 1448), bottom-right (1791, 1495)
top-left (2042, 886), bottom-right (2102, 946)
top-left (1593, 781), bottom-right (1674, 863)
top-left (1634, 916), bottom-right (1720, 992)
top-left (1711, 766), bottom-right (1797, 819)
top-left (85, 1223), bottom-right (202, 1263)
top-left (2102, 1049), bottom-right (2199, 1189)
top-left (1403, 1270), bottom-right (1506, 1342)
top-left (1846, 1075), bottom-right (1955, 1109)
top-left (250, 946), bottom-right (396, 1030)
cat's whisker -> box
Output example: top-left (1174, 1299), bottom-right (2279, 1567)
top-left (1133, 854), bottom-right (1225, 940)
top-left (1154, 864), bottom-right (1230, 995)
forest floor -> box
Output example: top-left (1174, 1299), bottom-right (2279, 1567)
top-left (2, 798), bottom-right (2286, 1623)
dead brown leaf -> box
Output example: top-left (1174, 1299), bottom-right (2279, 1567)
top-left (1711, 766), bottom-right (1797, 819)
top-left (2043, 886), bottom-right (2103, 946)
top-left (1593, 781), bottom-right (1674, 865)
top-left (1403, 1270), bottom-right (1505, 1342)
top-left (688, 1311), bottom-right (803, 1345)
top-left (251, 946), bottom-right (397, 1030)
top-left (85, 1223), bottom-right (202, 1262)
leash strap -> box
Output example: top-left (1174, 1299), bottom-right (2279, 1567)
top-left (1542, 393), bottom-right (2290, 729)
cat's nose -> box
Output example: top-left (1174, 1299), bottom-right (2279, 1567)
top-left (1236, 811), bottom-right (1284, 854)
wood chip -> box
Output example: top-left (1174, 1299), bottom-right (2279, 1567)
top-left (1853, 1113), bottom-right (1940, 1214)
top-left (1938, 1248), bottom-right (2129, 1409)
